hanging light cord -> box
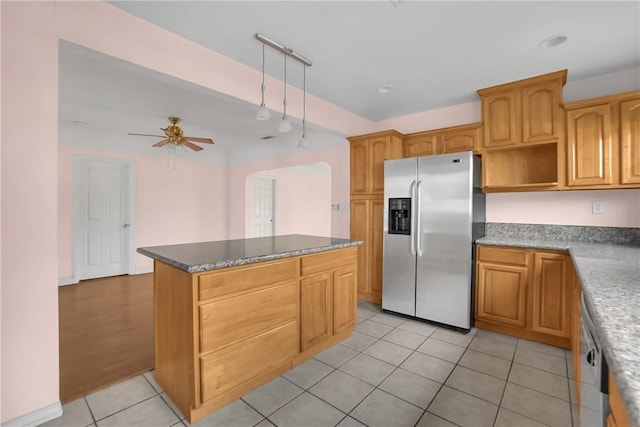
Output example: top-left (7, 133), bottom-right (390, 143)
top-left (260, 44), bottom-right (266, 106)
top-left (302, 65), bottom-right (306, 135)
top-left (282, 55), bottom-right (288, 119)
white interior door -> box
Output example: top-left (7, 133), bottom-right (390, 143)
top-left (74, 157), bottom-right (133, 280)
top-left (252, 176), bottom-right (275, 237)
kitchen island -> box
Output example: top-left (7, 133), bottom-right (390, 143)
top-left (138, 235), bottom-right (362, 424)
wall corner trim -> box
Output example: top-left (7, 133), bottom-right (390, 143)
top-left (2, 401), bottom-right (62, 427)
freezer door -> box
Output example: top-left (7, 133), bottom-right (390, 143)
top-left (382, 157), bottom-right (417, 316)
top-left (415, 152), bottom-right (474, 329)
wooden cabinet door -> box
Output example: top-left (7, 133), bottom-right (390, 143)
top-left (440, 128), bottom-right (480, 154)
top-left (567, 104), bottom-right (613, 186)
top-left (333, 266), bottom-right (357, 335)
top-left (620, 98), bottom-right (640, 184)
top-left (369, 137), bottom-right (389, 194)
top-left (369, 199), bottom-right (384, 299)
top-left (531, 252), bottom-right (571, 339)
top-left (482, 90), bottom-right (519, 148)
top-left (476, 262), bottom-right (528, 327)
top-left (608, 374), bottom-right (633, 427)
top-left (350, 200), bottom-right (370, 295)
top-left (404, 134), bottom-right (438, 157)
top-left (300, 273), bottom-right (332, 352)
top-left (350, 139), bottom-right (369, 195)
top-left (521, 81), bottom-right (562, 143)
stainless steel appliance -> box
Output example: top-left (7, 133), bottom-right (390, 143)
top-left (580, 294), bottom-right (609, 427)
top-left (382, 152), bottom-right (485, 331)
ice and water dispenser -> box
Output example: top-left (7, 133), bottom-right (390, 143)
top-left (388, 198), bottom-right (411, 235)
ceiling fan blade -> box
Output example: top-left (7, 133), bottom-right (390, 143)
top-left (181, 140), bottom-right (203, 151)
top-left (129, 133), bottom-right (166, 138)
top-left (184, 136), bottom-right (214, 144)
top-left (152, 138), bottom-right (170, 148)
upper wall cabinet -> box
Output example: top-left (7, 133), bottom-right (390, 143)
top-left (477, 70), bottom-right (567, 192)
top-left (404, 123), bottom-right (482, 158)
top-left (479, 70), bottom-right (566, 149)
top-left (348, 131), bottom-right (404, 196)
top-left (565, 91), bottom-right (640, 189)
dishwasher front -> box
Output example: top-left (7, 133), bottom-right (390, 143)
top-left (580, 294), bottom-right (609, 427)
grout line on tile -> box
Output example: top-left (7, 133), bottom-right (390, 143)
top-left (91, 394), bottom-right (159, 422)
top-left (83, 396), bottom-right (98, 426)
top-left (160, 392), bottom-right (187, 421)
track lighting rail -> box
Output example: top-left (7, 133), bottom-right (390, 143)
top-left (254, 33), bottom-right (313, 67)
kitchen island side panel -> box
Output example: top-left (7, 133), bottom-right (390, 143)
top-left (154, 260), bottom-right (199, 417)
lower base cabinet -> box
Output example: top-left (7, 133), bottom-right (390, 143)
top-left (154, 247), bottom-right (357, 424)
top-left (608, 373), bottom-right (633, 427)
top-left (475, 245), bottom-right (572, 348)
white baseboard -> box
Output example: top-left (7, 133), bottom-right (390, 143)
top-left (134, 266), bottom-right (153, 275)
top-left (2, 401), bottom-right (62, 427)
top-left (58, 276), bottom-right (78, 286)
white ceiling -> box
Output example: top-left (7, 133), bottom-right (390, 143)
top-left (60, 1), bottom-right (640, 163)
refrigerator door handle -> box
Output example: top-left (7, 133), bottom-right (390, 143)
top-left (409, 179), bottom-right (417, 256)
top-left (416, 180), bottom-right (423, 257)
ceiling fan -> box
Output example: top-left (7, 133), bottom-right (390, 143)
top-left (128, 116), bottom-right (214, 151)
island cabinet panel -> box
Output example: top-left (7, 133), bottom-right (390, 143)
top-left (200, 322), bottom-right (298, 402)
top-left (475, 245), bottom-right (572, 349)
top-left (199, 280), bottom-right (298, 353)
top-left (198, 258), bottom-right (298, 300)
top-left (300, 273), bottom-right (332, 351)
top-left (299, 247), bottom-right (358, 354)
top-left (608, 373), bottom-right (633, 427)
top-left (333, 266), bottom-right (358, 335)
top-left (153, 261), bottom-right (199, 418)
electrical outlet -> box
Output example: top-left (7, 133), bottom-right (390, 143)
top-left (592, 200), bottom-right (605, 214)
top-left (331, 204), bottom-right (340, 211)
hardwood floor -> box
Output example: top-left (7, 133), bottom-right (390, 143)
top-left (59, 273), bottom-right (154, 403)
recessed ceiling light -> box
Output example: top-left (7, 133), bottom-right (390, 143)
top-left (72, 120), bottom-right (88, 127)
top-left (538, 35), bottom-right (568, 49)
top-left (378, 85), bottom-right (394, 94)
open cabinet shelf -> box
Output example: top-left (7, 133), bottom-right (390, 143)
top-left (483, 143), bottom-right (560, 190)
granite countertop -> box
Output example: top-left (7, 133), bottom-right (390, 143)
top-left (137, 234), bottom-right (363, 273)
top-left (477, 235), bottom-right (640, 426)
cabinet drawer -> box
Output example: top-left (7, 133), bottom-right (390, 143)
top-left (477, 245), bottom-right (529, 266)
top-left (200, 280), bottom-right (298, 353)
top-left (301, 247), bottom-right (357, 276)
top-left (198, 258), bottom-right (298, 300)
top-left (200, 321), bottom-right (298, 402)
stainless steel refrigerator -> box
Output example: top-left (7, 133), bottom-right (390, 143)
top-left (382, 151), bottom-right (485, 331)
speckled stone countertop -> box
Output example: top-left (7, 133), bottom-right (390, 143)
top-left (477, 224), bottom-right (640, 427)
top-left (138, 234), bottom-right (363, 273)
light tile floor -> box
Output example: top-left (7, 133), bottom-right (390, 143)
top-left (43, 301), bottom-right (579, 427)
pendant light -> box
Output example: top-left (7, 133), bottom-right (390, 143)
top-left (298, 64), bottom-right (310, 148)
top-left (255, 44), bottom-right (271, 121)
top-left (278, 55), bottom-right (292, 133)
